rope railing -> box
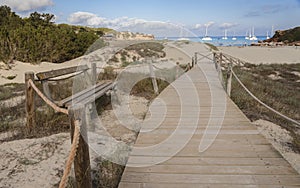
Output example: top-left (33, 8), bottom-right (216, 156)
top-left (231, 69), bottom-right (300, 127)
top-left (212, 52), bottom-right (300, 128)
top-left (28, 79), bottom-right (68, 114)
top-left (59, 120), bottom-right (81, 188)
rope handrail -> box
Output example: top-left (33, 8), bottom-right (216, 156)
top-left (28, 79), bottom-right (68, 114)
top-left (59, 120), bottom-right (81, 188)
top-left (231, 69), bottom-right (300, 127)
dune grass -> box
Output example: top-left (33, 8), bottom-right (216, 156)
top-left (227, 63), bottom-right (300, 152)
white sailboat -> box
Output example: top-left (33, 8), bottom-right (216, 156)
top-left (245, 31), bottom-right (250, 40)
top-left (232, 31), bottom-right (237, 40)
top-left (249, 27), bottom-right (257, 41)
top-left (177, 27), bottom-right (190, 41)
top-left (202, 25), bottom-right (212, 41)
top-left (222, 29), bottom-right (228, 40)
top-left (266, 31), bottom-right (270, 40)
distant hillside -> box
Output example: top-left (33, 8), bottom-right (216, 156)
top-left (0, 5), bottom-right (114, 65)
top-left (264, 26), bottom-right (300, 43)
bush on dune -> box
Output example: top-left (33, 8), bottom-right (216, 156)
top-left (0, 5), bottom-right (108, 65)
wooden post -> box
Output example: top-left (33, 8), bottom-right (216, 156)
top-left (187, 63), bottom-right (191, 71)
top-left (216, 54), bottom-right (225, 88)
top-left (226, 63), bottom-right (233, 97)
top-left (192, 57), bottom-right (194, 68)
top-left (42, 80), bottom-right (52, 100)
top-left (176, 62), bottom-right (180, 79)
top-left (91, 63), bottom-right (97, 85)
top-left (148, 59), bottom-right (159, 95)
top-left (25, 72), bottom-right (35, 132)
top-left (194, 52), bottom-right (198, 65)
top-left (69, 104), bottom-right (92, 188)
top-left (89, 62), bottom-right (98, 129)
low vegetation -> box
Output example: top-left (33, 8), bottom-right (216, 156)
top-left (205, 43), bottom-right (219, 51)
top-left (0, 5), bottom-right (111, 65)
top-left (108, 42), bottom-right (166, 66)
top-left (227, 63), bottom-right (300, 152)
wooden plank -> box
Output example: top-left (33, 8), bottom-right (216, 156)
top-left (119, 182), bottom-right (300, 188)
top-left (121, 172), bottom-right (300, 185)
top-left (57, 81), bottom-right (111, 107)
top-left (124, 165), bottom-right (296, 175)
top-left (126, 156), bottom-right (290, 167)
top-left (36, 65), bottom-right (89, 81)
top-left (64, 82), bottom-right (113, 107)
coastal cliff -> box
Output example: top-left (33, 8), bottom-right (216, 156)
top-left (264, 26), bottom-right (300, 44)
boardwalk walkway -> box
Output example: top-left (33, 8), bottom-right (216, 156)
top-left (119, 43), bottom-right (300, 187)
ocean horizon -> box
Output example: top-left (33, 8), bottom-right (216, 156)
top-left (155, 36), bottom-right (269, 46)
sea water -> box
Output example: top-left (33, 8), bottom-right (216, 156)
top-left (156, 36), bottom-right (268, 46)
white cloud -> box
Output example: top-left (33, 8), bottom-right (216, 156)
top-left (68, 12), bottom-right (148, 29)
top-left (204, 21), bottom-right (215, 28)
top-left (194, 24), bottom-right (202, 29)
top-left (67, 11), bottom-right (200, 37)
top-left (0, 0), bottom-right (54, 12)
top-left (219, 22), bottom-right (239, 29)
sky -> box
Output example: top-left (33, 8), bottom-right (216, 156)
top-left (1, 0), bottom-right (300, 37)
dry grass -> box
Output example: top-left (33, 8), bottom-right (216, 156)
top-left (226, 63), bottom-right (300, 152)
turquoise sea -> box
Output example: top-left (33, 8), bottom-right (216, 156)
top-left (156, 36), bottom-right (269, 46)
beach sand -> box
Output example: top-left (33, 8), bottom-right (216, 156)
top-left (220, 46), bottom-right (300, 64)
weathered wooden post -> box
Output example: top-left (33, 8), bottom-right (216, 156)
top-left (226, 63), bottom-right (233, 97)
top-left (194, 52), bottom-right (198, 65)
top-left (91, 63), bottom-right (97, 85)
top-left (25, 72), bottom-right (36, 132)
top-left (42, 80), bottom-right (52, 100)
top-left (216, 53), bottom-right (225, 87)
top-left (192, 57), bottom-right (195, 68)
top-left (68, 104), bottom-right (92, 188)
top-left (148, 58), bottom-right (159, 95)
top-left (89, 63), bottom-right (98, 131)
top-left (187, 63), bottom-right (191, 71)
top-left (213, 52), bottom-right (216, 64)
top-left (176, 62), bottom-right (180, 79)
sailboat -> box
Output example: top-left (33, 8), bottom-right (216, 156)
top-left (266, 31), bottom-right (270, 40)
top-left (222, 29), bottom-right (228, 40)
top-left (177, 27), bottom-right (190, 41)
top-left (202, 25), bottom-right (212, 41)
top-left (232, 31), bottom-right (237, 40)
top-left (245, 31), bottom-right (250, 40)
top-left (249, 27), bottom-right (257, 41)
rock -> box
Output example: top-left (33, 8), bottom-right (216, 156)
top-left (264, 26), bottom-right (300, 44)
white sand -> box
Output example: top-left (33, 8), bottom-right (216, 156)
top-left (253, 120), bottom-right (300, 174)
top-left (220, 46), bottom-right (300, 64)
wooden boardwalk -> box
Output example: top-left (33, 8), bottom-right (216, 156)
top-left (119, 45), bottom-right (300, 187)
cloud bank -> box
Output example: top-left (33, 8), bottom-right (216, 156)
top-left (68, 11), bottom-right (192, 37)
top-left (219, 22), bottom-right (239, 29)
top-left (0, 0), bottom-right (54, 12)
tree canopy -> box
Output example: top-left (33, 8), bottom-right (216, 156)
top-left (0, 6), bottom-right (110, 64)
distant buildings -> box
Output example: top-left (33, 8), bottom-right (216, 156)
top-left (102, 31), bottom-right (154, 40)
